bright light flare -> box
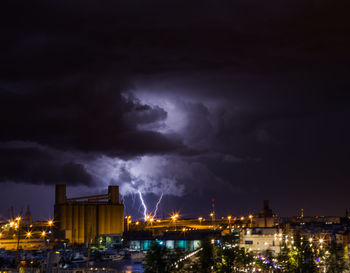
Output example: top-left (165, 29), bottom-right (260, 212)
top-left (170, 213), bottom-right (179, 221)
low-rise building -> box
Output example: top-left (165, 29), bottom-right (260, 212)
top-left (239, 227), bottom-right (282, 255)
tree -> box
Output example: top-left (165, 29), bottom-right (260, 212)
top-left (216, 246), bottom-right (254, 273)
top-left (277, 233), bottom-right (317, 273)
top-left (143, 242), bottom-right (169, 273)
top-left (277, 241), bottom-right (298, 272)
top-left (198, 237), bottom-right (215, 273)
top-left (325, 242), bottom-right (348, 273)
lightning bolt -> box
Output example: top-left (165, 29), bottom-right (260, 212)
top-left (152, 193), bottom-right (163, 218)
top-left (138, 190), bottom-right (148, 221)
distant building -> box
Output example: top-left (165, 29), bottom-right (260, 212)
top-left (54, 184), bottom-right (124, 245)
top-left (256, 200), bottom-right (275, 228)
top-left (239, 227), bottom-right (282, 255)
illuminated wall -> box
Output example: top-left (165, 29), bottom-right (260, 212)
top-left (54, 185), bottom-right (124, 245)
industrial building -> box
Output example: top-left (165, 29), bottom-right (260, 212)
top-left (54, 184), bottom-right (124, 245)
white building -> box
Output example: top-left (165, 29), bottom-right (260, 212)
top-left (239, 227), bottom-right (283, 255)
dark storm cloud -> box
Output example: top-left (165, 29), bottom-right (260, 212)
top-left (0, 0), bottom-right (349, 217)
top-left (0, 86), bottom-right (193, 156)
top-left (0, 147), bottom-right (92, 185)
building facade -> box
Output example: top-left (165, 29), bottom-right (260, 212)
top-left (54, 184), bottom-right (124, 245)
top-left (240, 227), bottom-right (283, 255)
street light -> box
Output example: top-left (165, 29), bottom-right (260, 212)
top-left (170, 213), bottom-right (179, 231)
top-left (249, 214), bottom-right (253, 227)
top-left (227, 216), bottom-right (232, 233)
top-left (210, 213), bottom-right (215, 229)
top-left (198, 217), bottom-right (203, 226)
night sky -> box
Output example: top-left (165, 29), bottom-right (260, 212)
top-left (1, 0), bottom-right (349, 220)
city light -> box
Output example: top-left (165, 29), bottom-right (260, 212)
top-left (48, 220), bottom-right (53, 226)
top-left (170, 213), bottom-right (179, 221)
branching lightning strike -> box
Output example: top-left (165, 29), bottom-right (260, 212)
top-left (152, 192), bottom-right (163, 218)
top-left (137, 190), bottom-right (164, 221)
top-left (138, 190), bottom-right (148, 221)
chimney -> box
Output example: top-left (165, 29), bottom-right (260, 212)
top-left (263, 200), bottom-right (269, 210)
top-left (55, 184), bottom-right (67, 204)
top-left (108, 185), bottom-right (119, 204)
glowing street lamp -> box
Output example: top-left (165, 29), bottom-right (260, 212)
top-left (210, 213), bottom-right (214, 229)
top-left (26, 231), bottom-right (31, 238)
top-left (227, 216), bottom-right (232, 232)
top-left (170, 213), bottom-right (179, 231)
top-left (198, 217), bottom-right (203, 225)
top-left (48, 220), bottom-right (54, 226)
top-left (248, 214), bottom-right (253, 227)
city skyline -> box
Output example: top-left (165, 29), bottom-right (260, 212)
top-left (0, 0), bottom-right (349, 220)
